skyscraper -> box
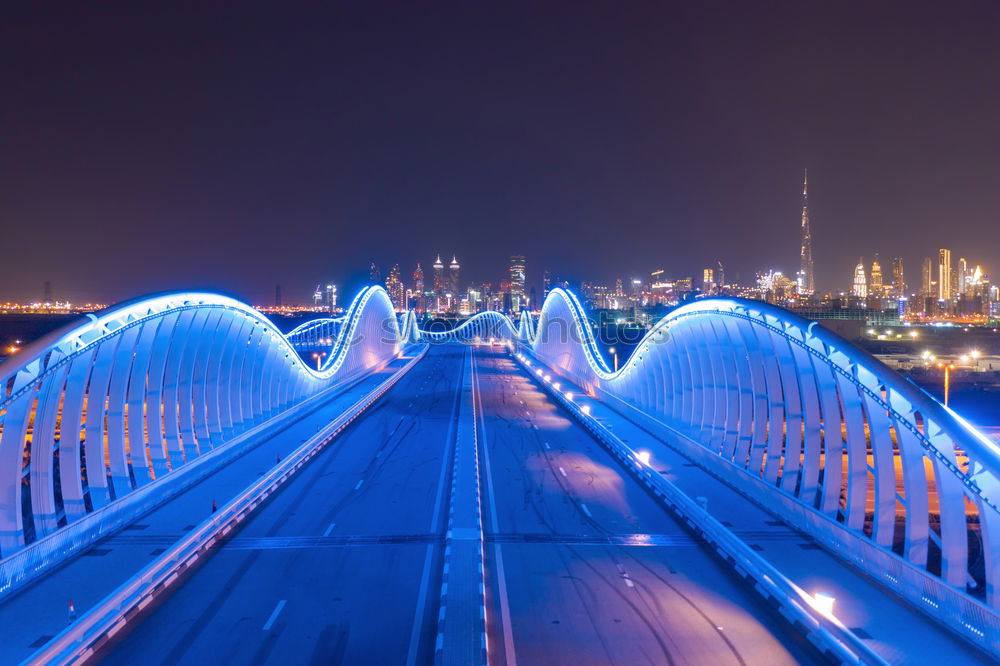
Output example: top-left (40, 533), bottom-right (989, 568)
top-left (797, 170), bottom-right (814, 295)
top-left (938, 248), bottom-right (952, 300)
top-left (432, 255), bottom-right (445, 311)
top-left (449, 255), bottom-right (460, 304)
top-left (921, 257), bottom-right (934, 296)
top-left (891, 257), bottom-right (905, 297)
top-left (385, 264), bottom-right (404, 311)
top-left (412, 263), bottom-right (425, 312)
top-left (852, 259), bottom-right (867, 298)
top-left (325, 284), bottom-right (337, 313)
top-left (958, 257), bottom-right (968, 296)
top-left (870, 255), bottom-right (883, 294)
top-left (509, 254), bottom-right (526, 311)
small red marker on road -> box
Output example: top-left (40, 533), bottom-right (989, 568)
top-left (212, 499), bottom-right (217, 513)
top-left (68, 599), bottom-right (77, 624)
top-left (276, 454), bottom-right (281, 464)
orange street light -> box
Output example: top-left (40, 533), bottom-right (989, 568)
top-left (936, 361), bottom-right (957, 406)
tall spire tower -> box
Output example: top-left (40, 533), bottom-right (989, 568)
top-left (797, 169), bottom-right (815, 295)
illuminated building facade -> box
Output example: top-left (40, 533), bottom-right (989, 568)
top-left (921, 257), bottom-right (934, 296)
top-left (509, 254), bottom-right (526, 311)
top-left (797, 169), bottom-right (814, 295)
top-left (891, 257), bottom-right (905, 297)
top-left (385, 264), bottom-right (405, 311)
top-left (449, 256), bottom-right (460, 310)
top-left (852, 259), bottom-right (868, 298)
top-left (938, 248), bottom-right (952, 300)
top-left (432, 255), bottom-right (445, 311)
top-left (870, 256), bottom-right (882, 295)
top-left (412, 263), bottom-right (425, 312)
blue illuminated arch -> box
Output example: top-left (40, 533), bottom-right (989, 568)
top-left (526, 288), bottom-right (1000, 626)
top-left (0, 286), bottom-right (402, 555)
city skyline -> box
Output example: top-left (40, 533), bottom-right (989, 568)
top-left (5, 165), bottom-right (996, 308)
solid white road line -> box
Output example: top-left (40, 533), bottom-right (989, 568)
top-left (262, 600), bottom-right (287, 631)
top-left (478, 352), bottom-right (518, 666)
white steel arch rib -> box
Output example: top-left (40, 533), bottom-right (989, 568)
top-left (285, 315), bottom-right (346, 350)
top-left (526, 288), bottom-right (1000, 618)
top-left (287, 307), bottom-right (526, 348)
top-left (417, 310), bottom-right (519, 343)
top-left (0, 286), bottom-right (402, 556)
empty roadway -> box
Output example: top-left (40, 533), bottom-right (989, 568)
top-left (473, 347), bottom-right (819, 665)
top-left (95, 345), bottom-right (467, 665)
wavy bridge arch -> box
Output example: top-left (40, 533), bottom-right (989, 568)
top-left (528, 288), bottom-right (1000, 617)
top-left (0, 286), bottom-right (402, 556)
top-left (416, 311), bottom-right (520, 343)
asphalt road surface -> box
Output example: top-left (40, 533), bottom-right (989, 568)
top-left (95, 344), bottom-right (820, 665)
top-left (473, 347), bottom-right (820, 666)
top-left (96, 345), bottom-right (467, 665)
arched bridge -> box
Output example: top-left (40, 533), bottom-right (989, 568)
top-left (0, 286), bottom-right (402, 555)
top-left (2, 285), bottom-right (998, 664)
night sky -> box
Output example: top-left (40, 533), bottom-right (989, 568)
top-left (2, 2), bottom-right (998, 304)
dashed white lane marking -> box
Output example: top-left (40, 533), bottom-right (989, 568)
top-left (544, 442), bottom-right (551, 450)
top-left (558, 467), bottom-right (567, 478)
top-left (262, 600), bottom-right (287, 630)
top-left (580, 503), bottom-right (592, 518)
top-left (323, 523), bottom-right (335, 537)
top-left (354, 480), bottom-right (364, 490)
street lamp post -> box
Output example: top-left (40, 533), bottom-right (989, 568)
top-left (312, 351), bottom-right (327, 371)
top-left (609, 347), bottom-right (618, 372)
top-left (936, 361), bottom-right (956, 406)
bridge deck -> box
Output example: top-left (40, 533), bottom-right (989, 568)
top-left (0, 355), bottom-right (416, 666)
top-left (518, 351), bottom-right (982, 663)
top-left (474, 347), bottom-right (817, 665)
top-left (5, 344), bottom-right (988, 664)
top-left (91, 346), bottom-right (824, 664)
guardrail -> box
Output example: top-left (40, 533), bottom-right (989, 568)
top-left (602, 384), bottom-right (1000, 657)
top-left (512, 350), bottom-right (888, 666)
top-left (0, 359), bottom-right (385, 603)
top-left (27, 347), bottom-right (427, 666)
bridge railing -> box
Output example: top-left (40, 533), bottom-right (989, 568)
top-left (26, 348), bottom-right (425, 666)
top-left (523, 288), bottom-right (1000, 651)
